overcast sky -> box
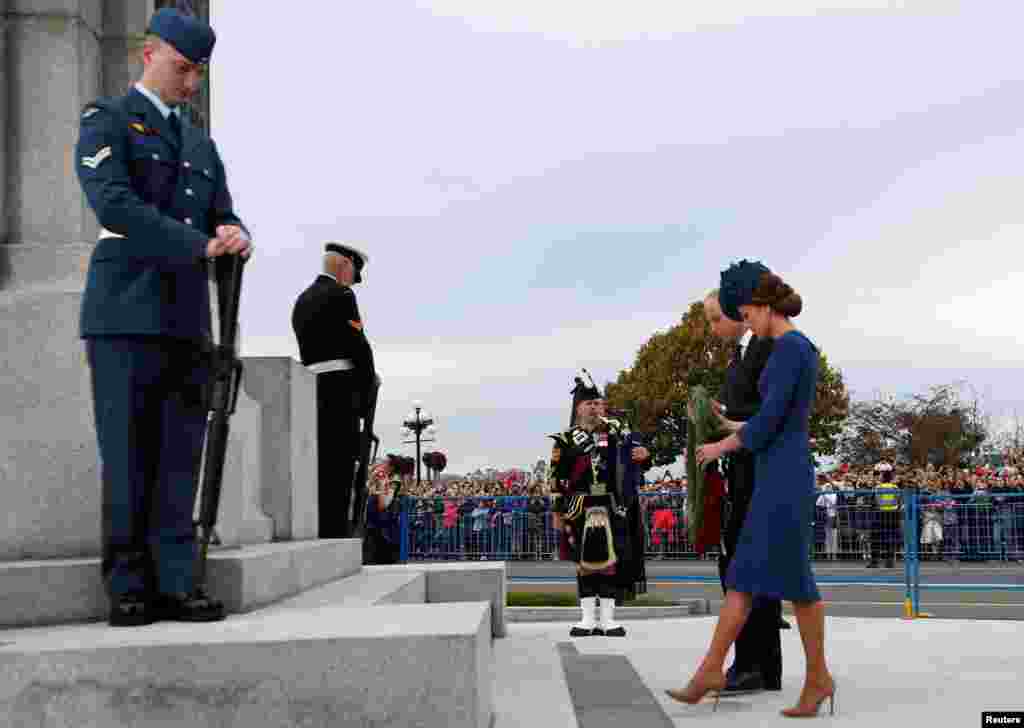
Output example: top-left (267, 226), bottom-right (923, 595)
top-left (209, 1), bottom-right (1023, 476)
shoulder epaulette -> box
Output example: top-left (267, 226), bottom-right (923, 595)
top-left (547, 432), bottom-right (568, 445)
top-left (80, 97), bottom-right (120, 120)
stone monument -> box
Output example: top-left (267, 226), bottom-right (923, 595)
top-left (0, 0), bottom-right (291, 561)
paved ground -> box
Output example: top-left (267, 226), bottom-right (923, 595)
top-left (493, 616), bottom-right (1024, 727)
top-left (504, 560), bottom-right (1024, 620)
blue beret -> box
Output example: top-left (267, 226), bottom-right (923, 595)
top-left (718, 259), bottom-right (771, 322)
top-left (149, 8), bottom-right (216, 65)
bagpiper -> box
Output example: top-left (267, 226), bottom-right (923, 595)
top-left (548, 372), bottom-right (647, 637)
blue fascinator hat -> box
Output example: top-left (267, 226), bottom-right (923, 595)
top-left (718, 260), bottom-right (771, 322)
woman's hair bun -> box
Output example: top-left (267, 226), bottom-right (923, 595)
top-left (751, 273), bottom-right (802, 317)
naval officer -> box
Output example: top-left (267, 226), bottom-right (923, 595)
top-left (292, 243), bottom-right (377, 539)
top-left (75, 7), bottom-right (251, 626)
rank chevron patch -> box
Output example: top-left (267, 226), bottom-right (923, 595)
top-left (81, 146), bottom-right (111, 169)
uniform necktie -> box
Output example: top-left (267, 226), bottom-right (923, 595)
top-left (167, 111), bottom-right (182, 144)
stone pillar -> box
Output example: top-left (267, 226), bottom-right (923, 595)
top-left (101, 0), bottom-right (152, 97)
top-left (0, 0), bottom-right (102, 559)
top-left (7, 0), bottom-right (102, 246)
top-left (1, 0), bottom-right (8, 253)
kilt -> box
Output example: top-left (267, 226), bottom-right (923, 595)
top-left (560, 493), bottom-right (631, 575)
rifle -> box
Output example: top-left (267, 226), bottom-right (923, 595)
top-left (350, 377), bottom-right (380, 537)
top-left (194, 254), bottom-right (246, 594)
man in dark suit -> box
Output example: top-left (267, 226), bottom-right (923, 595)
top-left (704, 290), bottom-right (783, 694)
top-left (75, 8), bottom-right (251, 626)
top-left (292, 243), bottom-right (377, 539)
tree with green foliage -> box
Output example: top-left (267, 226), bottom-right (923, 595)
top-left (606, 299), bottom-right (849, 467)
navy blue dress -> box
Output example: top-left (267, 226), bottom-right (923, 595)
top-left (726, 330), bottom-right (821, 602)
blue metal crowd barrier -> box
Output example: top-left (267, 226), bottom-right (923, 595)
top-left (391, 490), bottom-right (1024, 574)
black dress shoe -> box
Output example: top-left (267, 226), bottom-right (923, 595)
top-left (602, 626), bottom-right (626, 637)
top-left (591, 627), bottom-right (605, 636)
top-left (720, 671), bottom-right (765, 695)
top-left (109, 591), bottom-right (154, 627)
top-left (569, 626), bottom-right (594, 637)
top-left (154, 589), bottom-right (225, 622)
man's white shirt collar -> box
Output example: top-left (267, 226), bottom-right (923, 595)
top-left (134, 82), bottom-right (179, 120)
top-left (739, 330), bottom-right (753, 356)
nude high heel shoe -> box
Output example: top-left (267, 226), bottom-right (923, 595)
top-left (665, 672), bottom-right (727, 712)
top-left (781, 681), bottom-right (836, 718)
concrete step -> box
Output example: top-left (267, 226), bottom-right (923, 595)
top-left (364, 561), bottom-right (507, 637)
top-left (0, 539), bottom-right (362, 627)
top-left (0, 601), bottom-right (493, 728)
top-left (260, 568), bottom-right (427, 612)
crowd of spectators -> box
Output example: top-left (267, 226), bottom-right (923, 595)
top-left (368, 460), bottom-right (1023, 564)
top-left (814, 462), bottom-right (1023, 564)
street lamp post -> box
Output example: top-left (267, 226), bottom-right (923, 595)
top-left (402, 401), bottom-right (437, 488)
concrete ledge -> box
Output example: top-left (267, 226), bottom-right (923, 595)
top-left (506, 600), bottom-right (710, 623)
top-left (0, 602), bottom-right (493, 728)
top-left (259, 569), bottom-right (427, 612)
top-left (206, 539), bottom-right (363, 614)
top-left (0, 539), bottom-right (362, 627)
top-left (365, 562), bottom-right (507, 638)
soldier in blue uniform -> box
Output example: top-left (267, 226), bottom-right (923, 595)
top-left (548, 374), bottom-right (649, 637)
top-left (75, 7), bottom-right (252, 626)
top-left (292, 243), bottom-right (377, 539)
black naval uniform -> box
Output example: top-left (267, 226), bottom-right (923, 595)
top-left (719, 335), bottom-right (783, 691)
top-left (292, 272), bottom-right (376, 539)
top-left (74, 9), bottom-right (238, 624)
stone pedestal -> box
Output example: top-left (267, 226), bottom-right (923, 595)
top-left (240, 357), bottom-right (319, 541)
top-left (0, 0), bottom-right (105, 560)
top-left (208, 383), bottom-right (275, 548)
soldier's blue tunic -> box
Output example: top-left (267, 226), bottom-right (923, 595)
top-left (77, 85), bottom-right (243, 338)
top-left (76, 83), bottom-right (247, 598)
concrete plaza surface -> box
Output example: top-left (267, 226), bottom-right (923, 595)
top-left (493, 615), bottom-right (1023, 727)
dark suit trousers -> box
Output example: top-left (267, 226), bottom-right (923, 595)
top-left (87, 336), bottom-right (210, 597)
top-left (719, 454), bottom-right (783, 684)
top-left (316, 370), bottom-right (363, 539)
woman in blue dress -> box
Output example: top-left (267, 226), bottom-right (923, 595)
top-left (667, 264), bottom-right (836, 718)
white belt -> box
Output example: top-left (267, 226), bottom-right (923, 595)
top-left (98, 227), bottom-right (125, 240)
top-left (308, 359), bottom-right (355, 375)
